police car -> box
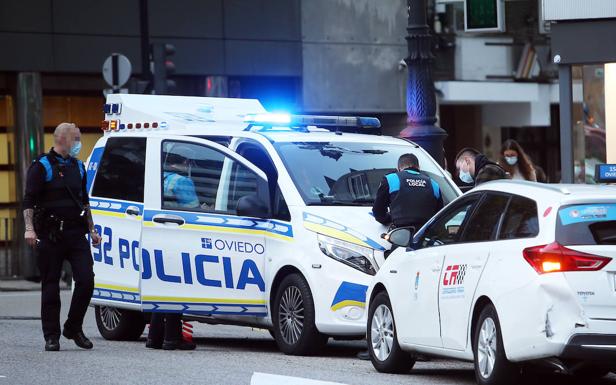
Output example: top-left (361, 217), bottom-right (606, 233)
top-left (86, 94), bottom-right (460, 355)
top-left (366, 180), bottom-right (616, 383)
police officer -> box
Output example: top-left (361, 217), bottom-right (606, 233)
top-left (23, 122), bottom-right (102, 351)
top-left (146, 144), bottom-right (197, 350)
top-left (372, 153), bottom-right (444, 230)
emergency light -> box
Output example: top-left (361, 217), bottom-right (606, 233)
top-left (243, 113), bottom-right (381, 132)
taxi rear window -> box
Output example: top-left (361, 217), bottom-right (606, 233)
top-left (556, 203), bottom-right (616, 245)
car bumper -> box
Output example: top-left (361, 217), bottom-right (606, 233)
top-left (560, 334), bottom-right (616, 364)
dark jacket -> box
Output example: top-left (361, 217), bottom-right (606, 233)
top-left (474, 154), bottom-right (507, 185)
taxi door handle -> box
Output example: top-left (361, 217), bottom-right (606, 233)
top-left (152, 215), bottom-right (185, 226)
top-left (125, 207), bottom-right (140, 216)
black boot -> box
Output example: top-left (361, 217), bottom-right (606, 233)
top-left (162, 339), bottom-right (196, 351)
top-left (45, 337), bottom-right (60, 351)
top-left (62, 329), bottom-right (93, 349)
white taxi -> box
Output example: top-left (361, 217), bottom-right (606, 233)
top-left (366, 181), bottom-right (616, 384)
top-left (86, 94), bottom-right (460, 355)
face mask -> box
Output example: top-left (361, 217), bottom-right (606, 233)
top-left (459, 169), bottom-right (473, 184)
top-left (69, 141), bottom-right (82, 158)
top-left (505, 156), bottom-right (518, 166)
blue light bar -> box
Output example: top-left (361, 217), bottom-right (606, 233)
top-left (244, 114), bottom-right (381, 131)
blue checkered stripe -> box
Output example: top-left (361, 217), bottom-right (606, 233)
top-left (93, 288), bottom-right (141, 304)
top-left (141, 301), bottom-right (267, 316)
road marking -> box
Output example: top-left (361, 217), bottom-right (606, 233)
top-left (0, 375), bottom-right (6, 378)
top-left (251, 372), bottom-right (349, 385)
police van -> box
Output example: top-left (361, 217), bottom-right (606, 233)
top-left (87, 94), bottom-right (461, 355)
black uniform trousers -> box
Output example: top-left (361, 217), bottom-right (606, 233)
top-left (37, 228), bottom-right (94, 340)
top-left (148, 313), bottom-right (182, 342)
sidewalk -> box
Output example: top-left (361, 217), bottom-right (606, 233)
top-left (0, 279), bottom-right (70, 291)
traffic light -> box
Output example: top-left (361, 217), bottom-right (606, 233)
top-left (151, 43), bottom-right (176, 95)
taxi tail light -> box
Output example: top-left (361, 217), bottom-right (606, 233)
top-left (523, 242), bottom-right (611, 274)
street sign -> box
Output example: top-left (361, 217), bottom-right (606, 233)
top-left (464, 0), bottom-right (505, 32)
top-left (596, 164), bottom-right (616, 183)
top-left (102, 53), bottom-right (132, 92)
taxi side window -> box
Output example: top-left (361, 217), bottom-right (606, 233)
top-left (419, 195), bottom-right (479, 248)
top-left (499, 196), bottom-right (539, 239)
top-left (92, 137), bottom-right (146, 202)
top-left (461, 193), bottom-right (510, 242)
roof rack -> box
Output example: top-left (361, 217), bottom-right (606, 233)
top-left (243, 113), bottom-right (381, 132)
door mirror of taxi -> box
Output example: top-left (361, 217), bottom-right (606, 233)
top-left (237, 194), bottom-right (270, 219)
top-left (386, 227), bottom-right (414, 247)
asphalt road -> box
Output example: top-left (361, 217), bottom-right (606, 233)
top-left (0, 291), bottom-right (614, 385)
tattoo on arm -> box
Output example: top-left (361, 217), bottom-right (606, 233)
top-left (86, 206), bottom-right (95, 232)
top-left (24, 209), bottom-right (34, 231)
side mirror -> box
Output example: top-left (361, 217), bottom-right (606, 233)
top-left (385, 227), bottom-right (414, 247)
top-left (237, 194), bottom-right (270, 219)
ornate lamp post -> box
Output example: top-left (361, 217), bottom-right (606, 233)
top-left (399, 0), bottom-right (447, 167)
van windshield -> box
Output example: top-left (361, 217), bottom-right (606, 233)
top-left (274, 141), bottom-right (458, 206)
top-left (557, 203), bottom-right (616, 245)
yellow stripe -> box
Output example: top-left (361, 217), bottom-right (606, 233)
top-left (95, 283), bottom-right (140, 293)
top-left (141, 295), bottom-right (266, 305)
top-left (303, 222), bottom-right (371, 248)
top-left (331, 300), bottom-right (365, 311)
top-left (143, 221), bottom-right (292, 242)
top-left (91, 209), bottom-right (142, 221)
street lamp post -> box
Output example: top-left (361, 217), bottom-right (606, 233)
top-left (400, 0), bottom-right (447, 167)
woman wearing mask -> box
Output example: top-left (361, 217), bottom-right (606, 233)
top-left (499, 139), bottom-right (537, 182)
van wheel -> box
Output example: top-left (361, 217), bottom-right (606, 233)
top-left (272, 273), bottom-right (328, 355)
top-left (367, 291), bottom-right (415, 373)
top-left (473, 304), bottom-right (520, 385)
top-left (95, 305), bottom-right (145, 341)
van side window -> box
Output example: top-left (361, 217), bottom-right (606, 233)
top-left (92, 137), bottom-right (146, 202)
top-left (499, 196), bottom-right (539, 239)
top-left (161, 140), bottom-right (260, 215)
top-left (236, 141), bottom-right (290, 221)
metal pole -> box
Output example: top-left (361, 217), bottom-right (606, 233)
top-left (140, 0), bottom-right (151, 81)
top-left (13, 72), bottom-right (43, 278)
top-left (399, 0), bottom-right (447, 167)
top-left (558, 65), bottom-right (574, 183)
top-left (3, 218), bottom-right (8, 276)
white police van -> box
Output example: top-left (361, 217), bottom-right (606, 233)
top-left (86, 94), bottom-right (460, 355)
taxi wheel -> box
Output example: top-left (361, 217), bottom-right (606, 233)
top-left (272, 273), bottom-right (328, 355)
top-left (367, 292), bottom-right (415, 373)
top-left (473, 305), bottom-right (520, 385)
top-left (95, 305), bottom-right (145, 341)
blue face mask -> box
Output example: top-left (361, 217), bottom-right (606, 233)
top-left (459, 169), bottom-right (473, 184)
top-left (505, 156), bottom-right (518, 166)
top-left (69, 141), bottom-right (82, 158)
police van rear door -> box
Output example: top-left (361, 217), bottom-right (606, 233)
top-left (140, 135), bottom-right (271, 318)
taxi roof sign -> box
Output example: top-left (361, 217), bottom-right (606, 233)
top-left (596, 164), bottom-right (616, 183)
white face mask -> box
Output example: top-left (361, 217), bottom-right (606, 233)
top-left (459, 169), bottom-right (473, 184)
top-left (505, 156), bottom-right (518, 166)
top-left (69, 141), bottom-right (82, 158)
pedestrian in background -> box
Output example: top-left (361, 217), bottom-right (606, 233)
top-left (455, 147), bottom-right (507, 187)
top-left (23, 122), bottom-right (102, 351)
top-left (499, 139), bottom-right (537, 182)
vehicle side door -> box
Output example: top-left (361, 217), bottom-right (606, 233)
top-left (139, 136), bottom-right (272, 317)
top-left (439, 192), bottom-right (511, 351)
top-left (396, 194), bottom-right (481, 347)
top-left (89, 136), bottom-right (147, 310)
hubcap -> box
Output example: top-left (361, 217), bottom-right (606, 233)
top-left (278, 286), bottom-right (304, 345)
top-left (477, 317), bottom-right (497, 378)
top-left (370, 304), bottom-right (395, 361)
top-left (100, 306), bottom-right (122, 330)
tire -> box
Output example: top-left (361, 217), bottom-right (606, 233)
top-left (367, 291), bottom-right (415, 374)
top-left (95, 305), bottom-right (146, 341)
top-left (272, 273), bottom-right (328, 355)
top-left (473, 304), bottom-right (520, 385)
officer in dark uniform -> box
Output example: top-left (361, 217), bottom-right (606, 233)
top-left (23, 122), bottom-right (101, 351)
top-left (372, 153), bottom-right (444, 231)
